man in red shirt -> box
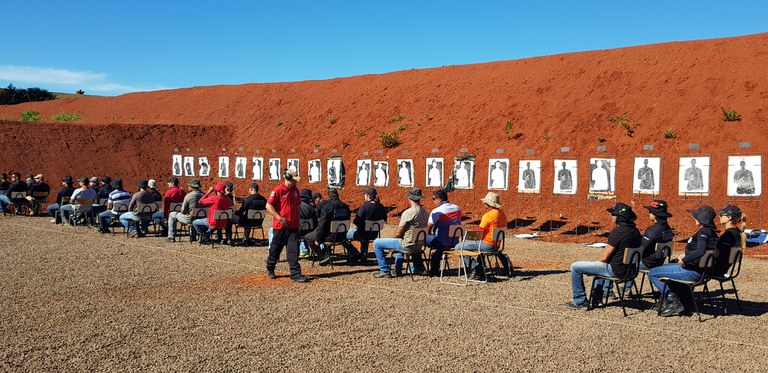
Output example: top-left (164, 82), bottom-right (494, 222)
top-left (192, 182), bottom-right (234, 244)
top-left (152, 177), bottom-right (187, 235)
top-left (265, 169), bottom-right (308, 283)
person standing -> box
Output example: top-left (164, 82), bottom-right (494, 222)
top-left (265, 169), bottom-right (308, 282)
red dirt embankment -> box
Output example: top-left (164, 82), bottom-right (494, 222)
top-left (1, 33), bottom-right (768, 241)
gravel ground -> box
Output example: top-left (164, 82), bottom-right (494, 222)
top-left (1, 217), bottom-right (767, 372)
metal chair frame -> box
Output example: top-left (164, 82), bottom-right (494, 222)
top-left (586, 246), bottom-right (643, 316)
top-left (657, 250), bottom-right (717, 322)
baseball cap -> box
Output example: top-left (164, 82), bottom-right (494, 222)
top-left (78, 177), bottom-right (89, 183)
top-left (716, 205), bottom-right (742, 221)
top-left (285, 169), bottom-right (301, 181)
top-left (363, 188), bottom-right (377, 198)
top-left (148, 179), bottom-right (157, 188)
top-left (167, 177), bottom-right (179, 184)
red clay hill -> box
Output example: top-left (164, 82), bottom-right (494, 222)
top-left (2, 33), bottom-right (768, 242)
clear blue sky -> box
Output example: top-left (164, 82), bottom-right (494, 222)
top-left (3, 1), bottom-right (766, 96)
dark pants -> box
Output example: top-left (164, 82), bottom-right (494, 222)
top-left (267, 228), bottom-right (302, 279)
top-left (427, 244), bottom-right (447, 275)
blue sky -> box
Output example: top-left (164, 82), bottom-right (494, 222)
top-left (2, 1), bottom-right (766, 96)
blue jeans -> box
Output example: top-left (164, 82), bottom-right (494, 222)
top-left (47, 203), bottom-right (61, 222)
top-left (648, 262), bottom-right (702, 298)
top-left (151, 211), bottom-right (165, 227)
top-left (346, 228), bottom-right (373, 255)
top-left (120, 212), bottom-right (149, 233)
top-left (193, 218), bottom-right (211, 238)
top-left (98, 210), bottom-right (120, 230)
top-left (373, 238), bottom-right (412, 273)
top-left (455, 240), bottom-right (497, 272)
top-left (59, 204), bottom-right (75, 224)
top-left (0, 194), bottom-right (10, 211)
top-left (570, 261), bottom-right (616, 306)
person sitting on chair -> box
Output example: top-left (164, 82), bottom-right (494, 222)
top-left (296, 188), bottom-right (318, 258)
top-left (25, 174), bottom-right (50, 216)
top-left (347, 188), bottom-right (387, 261)
top-left (426, 189), bottom-right (463, 276)
top-left (119, 180), bottom-right (156, 237)
top-left (47, 176), bottom-right (76, 224)
top-left (60, 177), bottom-right (98, 225)
top-left (167, 179), bottom-right (205, 242)
top-left (565, 202), bottom-right (641, 309)
top-left (714, 205), bottom-right (745, 277)
top-left (648, 206), bottom-right (718, 317)
top-left (306, 188), bottom-right (356, 265)
top-left (147, 179), bottom-right (163, 202)
top-left (152, 177), bottom-right (186, 236)
top-left (97, 179), bottom-right (132, 233)
top-left (372, 188), bottom-right (428, 278)
top-left (454, 192), bottom-right (510, 279)
top-left (638, 200), bottom-right (676, 272)
top-left (232, 182), bottom-right (267, 245)
top-left (192, 182), bottom-right (234, 244)
top-left (0, 172), bottom-right (29, 214)
top-left (92, 176), bottom-right (114, 215)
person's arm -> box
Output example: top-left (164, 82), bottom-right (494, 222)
top-left (265, 202), bottom-right (287, 227)
top-left (680, 230), bottom-right (710, 267)
top-left (426, 223), bottom-right (435, 235)
top-left (597, 245), bottom-right (616, 263)
top-left (394, 226), bottom-right (406, 239)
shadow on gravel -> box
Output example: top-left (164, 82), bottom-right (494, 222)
top-left (513, 269), bottom-right (569, 281)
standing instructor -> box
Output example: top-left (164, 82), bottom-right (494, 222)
top-left (265, 169), bottom-right (309, 283)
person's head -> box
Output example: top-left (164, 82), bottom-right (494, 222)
top-left (643, 199), bottom-right (672, 222)
top-left (137, 179), bottom-right (149, 191)
top-left (188, 179), bottom-right (201, 191)
top-left (481, 192), bottom-right (502, 210)
top-left (688, 205), bottom-right (716, 228)
top-left (300, 188), bottom-right (312, 203)
top-left (378, 163), bottom-right (383, 169)
top-left (406, 188), bottom-right (423, 205)
top-left (112, 179), bottom-right (124, 190)
top-left (607, 202), bottom-right (637, 224)
top-left (284, 169), bottom-right (300, 188)
top-left (249, 182), bottom-right (259, 195)
top-left (100, 176), bottom-right (111, 187)
top-left (312, 192), bottom-right (322, 205)
top-left (77, 177), bottom-right (89, 188)
top-left (561, 161), bottom-right (566, 168)
top-left (495, 161), bottom-right (501, 169)
top-left (62, 176), bottom-right (73, 187)
top-left (12, 172), bottom-right (21, 181)
top-left (740, 160), bottom-right (746, 169)
top-left (717, 205), bottom-right (742, 228)
top-left (34, 174), bottom-right (44, 183)
top-left (167, 177), bottom-right (179, 188)
top-left (432, 189), bottom-right (448, 205)
top-left (327, 188), bottom-right (340, 200)
top-left (526, 161), bottom-right (531, 168)
top-left (89, 177), bottom-right (99, 188)
top-left (25, 174), bottom-right (33, 183)
top-left (213, 182), bottom-right (226, 195)
top-left (691, 158), bottom-right (696, 166)
top-left (148, 179), bottom-right (157, 190)
top-left (363, 188), bottom-right (377, 202)
top-left (0, 173), bottom-right (6, 182)
top-left (431, 161), bottom-right (437, 168)
top-left (644, 159), bottom-right (649, 166)
top-left (225, 182), bottom-right (234, 194)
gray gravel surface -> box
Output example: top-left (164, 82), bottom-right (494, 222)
top-left (1, 218), bottom-right (767, 372)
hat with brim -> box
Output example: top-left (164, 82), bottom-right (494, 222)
top-left (285, 169), bottom-right (301, 181)
top-left (607, 202), bottom-right (637, 221)
top-left (188, 179), bottom-right (201, 189)
top-left (406, 188), bottom-right (423, 201)
top-left (688, 205), bottom-right (716, 227)
top-left (480, 192), bottom-right (502, 208)
top-left (214, 182), bottom-right (226, 192)
top-left (643, 199), bottom-right (672, 218)
top-left (34, 174), bottom-right (44, 180)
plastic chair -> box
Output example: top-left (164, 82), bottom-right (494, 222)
top-left (586, 246), bottom-right (643, 316)
top-left (657, 250), bottom-right (717, 322)
top-left (391, 227), bottom-right (429, 280)
top-left (711, 245), bottom-right (743, 315)
top-left (323, 220), bottom-right (350, 268)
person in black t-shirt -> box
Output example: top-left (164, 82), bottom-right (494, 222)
top-left (566, 203), bottom-right (642, 309)
top-left (346, 188), bottom-right (387, 260)
top-left (47, 176), bottom-right (76, 224)
top-left (649, 205), bottom-right (719, 317)
top-left (297, 189), bottom-right (318, 259)
top-left (26, 174), bottom-right (51, 215)
top-left (639, 200), bottom-right (676, 270)
top-left (714, 205), bottom-right (744, 277)
top-left (232, 182), bottom-right (268, 244)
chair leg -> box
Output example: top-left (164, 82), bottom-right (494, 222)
top-left (731, 279), bottom-right (743, 313)
top-left (657, 282), bottom-right (669, 316)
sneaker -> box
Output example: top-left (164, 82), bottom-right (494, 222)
top-left (129, 231), bottom-right (139, 238)
top-left (267, 271), bottom-right (276, 280)
top-left (564, 302), bottom-right (588, 310)
top-left (99, 228), bottom-right (111, 234)
top-left (291, 275), bottom-right (309, 283)
top-left (298, 252), bottom-right (310, 259)
top-left (50, 219), bottom-right (56, 223)
top-left (318, 254), bottom-right (332, 266)
top-left (373, 272), bottom-right (391, 279)
top-left (392, 271), bottom-right (403, 277)
top-left (407, 267), bottom-right (426, 275)
top-left (167, 237), bottom-right (176, 243)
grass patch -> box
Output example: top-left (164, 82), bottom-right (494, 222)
top-left (663, 128), bottom-right (677, 139)
top-left (20, 110), bottom-right (40, 121)
top-left (52, 113), bottom-right (81, 121)
top-left (379, 131), bottom-right (402, 149)
top-left (609, 113), bottom-right (639, 137)
top-left (721, 106), bottom-right (741, 122)
top-left (387, 114), bottom-right (405, 123)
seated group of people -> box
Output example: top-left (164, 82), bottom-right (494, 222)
top-left (566, 199), bottom-right (746, 317)
top-left (0, 172), bottom-right (52, 215)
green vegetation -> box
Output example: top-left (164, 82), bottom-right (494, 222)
top-left (663, 128), bottom-right (677, 139)
top-left (1, 84), bottom-right (56, 105)
top-left (597, 136), bottom-right (606, 143)
top-left (341, 140), bottom-right (350, 149)
top-left (52, 113), bottom-right (81, 121)
top-left (395, 124), bottom-right (407, 132)
top-left (505, 120), bottom-right (514, 138)
top-left (721, 106), bottom-right (741, 122)
top-left (387, 114), bottom-right (405, 123)
top-left (20, 110), bottom-right (41, 121)
top-left (544, 134), bottom-right (552, 141)
top-left (379, 131), bottom-right (402, 149)
top-left (325, 115), bottom-right (337, 125)
top-left (609, 113), bottom-right (639, 137)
